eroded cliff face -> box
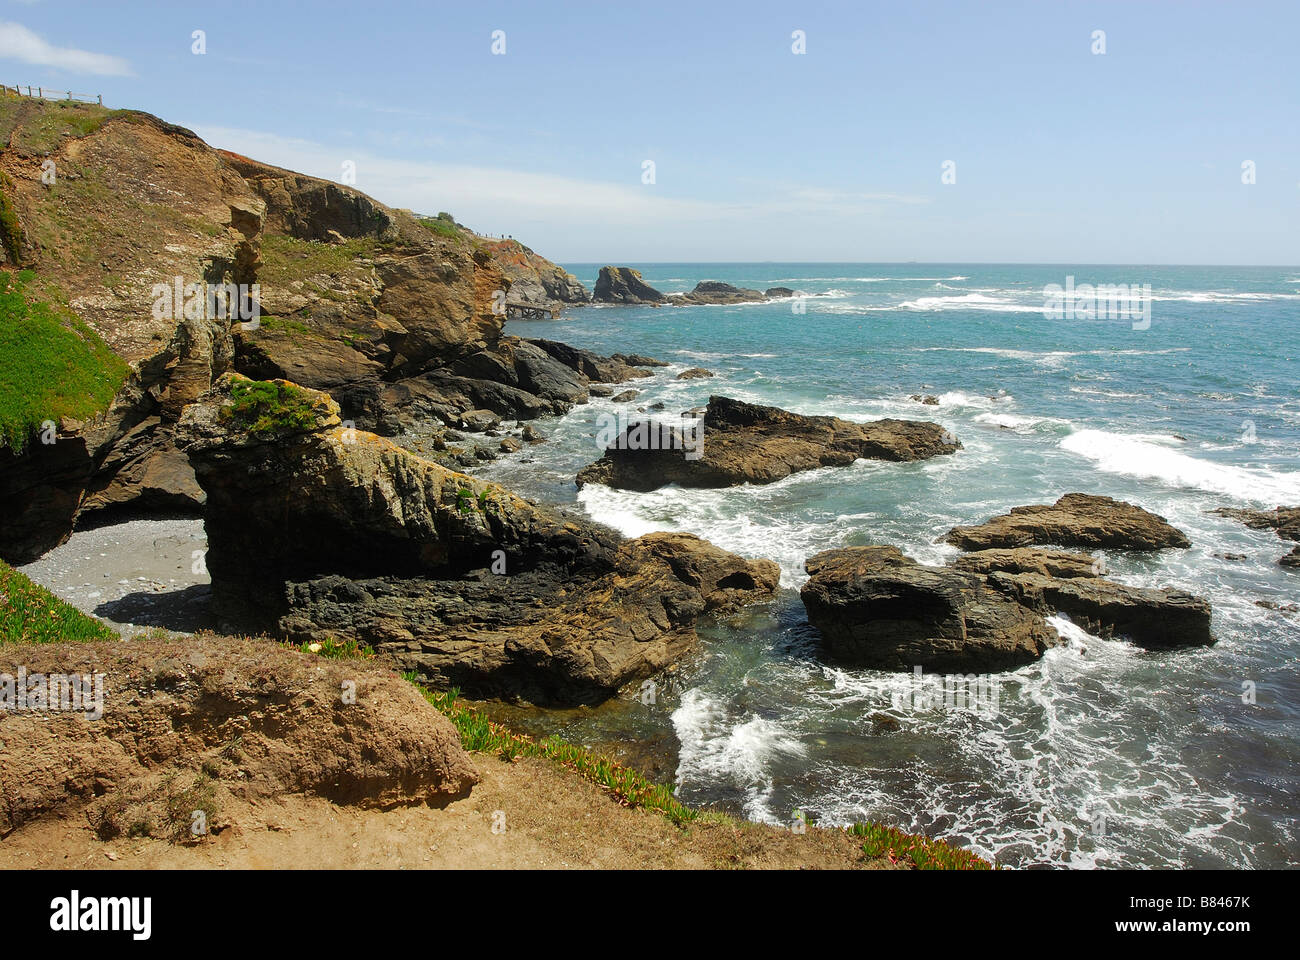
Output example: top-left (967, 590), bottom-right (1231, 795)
top-left (0, 96), bottom-right (598, 562)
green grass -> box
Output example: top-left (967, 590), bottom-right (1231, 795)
top-left (219, 378), bottom-right (324, 437)
top-left (258, 233), bottom-right (378, 290)
top-left (0, 269), bottom-right (130, 451)
top-left (410, 679), bottom-right (701, 824)
top-left (0, 559), bottom-right (118, 645)
top-left (417, 215), bottom-right (461, 240)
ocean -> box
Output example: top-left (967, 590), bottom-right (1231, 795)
top-left (478, 263), bottom-right (1300, 868)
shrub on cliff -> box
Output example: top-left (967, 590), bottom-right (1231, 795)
top-left (220, 378), bottom-right (324, 437)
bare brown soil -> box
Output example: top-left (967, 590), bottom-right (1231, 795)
top-left (1, 756), bottom-right (893, 870)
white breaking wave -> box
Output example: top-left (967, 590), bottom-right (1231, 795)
top-left (897, 293), bottom-right (1045, 313)
top-left (672, 688), bottom-right (807, 822)
top-left (1060, 429), bottom-right (1300, 503)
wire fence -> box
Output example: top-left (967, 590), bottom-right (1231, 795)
top-left (2, 85), bottom-right (102, 105)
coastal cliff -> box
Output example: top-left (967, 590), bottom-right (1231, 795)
top-left (0, 93), bottom-right (602, 562)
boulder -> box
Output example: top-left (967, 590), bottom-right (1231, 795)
top-left (177, 375), bottom-right (779, 704)
top-left (765, 287), bottom-right (796, 299)
top-left (592, 266), bottom-right (666, 304)
top-left (677, 367), bottom-right (715, 380)
top-left (800, 544), bottom-right (1214, 671)
top-left (801, 547), bottom-right (1059, 671)
top-left (944, 494), bottom-right (1190, 551)
top-left (577, 395), bottom-right (960, 491)
top-left (611, 390), bottom-right (639, 403)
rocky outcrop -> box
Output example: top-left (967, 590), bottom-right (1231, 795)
top-left (0, 97), bottom-right (640, 561)
top-left (177, 375), bottom-right (779, 704)
top-left (0, 635), bottom-right (478, 837)
top-left (576, 395), bottom-right (960, 491)
top-left (765, 287), bottom-right (796, 299)
top-left (800, 545), bottom-right (1213, 670)
top-left (673, 281), bottom-right (767, 305)
top-left (1211, 506), bottom-right (1300, 568)
top-left (677, 367), bottom-right (715, 380)
top-left (944, 494), bottom-right (1190, 551)
top-left (526, 338), bottom-right (655, 384)
top-left (475, 237), bottom-right (589, 305)
top-left (592, 266), bottom-right (666, 304)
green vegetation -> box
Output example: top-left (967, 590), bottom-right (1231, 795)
top-left (0, 559), bottom-right (118, 645)
top-left (850, 821), bottom-right (993, 870)
top-left (290, 635), bottom-right (376, 660)
top-left (220, 378), bottom-right (323, 437)
top-left (411, 680), bottom-right (701, 824)
top-left (417, 213), bottom-right (461, 239)
top-left (258, 233), bottom-right (378, 291)
top-left (0, 269), bottom-right (130, 451)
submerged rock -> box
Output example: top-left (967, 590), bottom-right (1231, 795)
top-left (676, 367), bottom-right (715, 380)
top-left (800, 544), bottom-right (1213, 671)
top-left (576, 395), bottom-right (959, 492)
top-left (177, 375), bottom-right (778, 704)
top-left (1211, 506), bottom-right (1300, 569)
top-left (944, 494), bottom-right (1190, 551)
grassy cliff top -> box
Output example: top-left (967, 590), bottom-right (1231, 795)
top-left (0, 269), bottom-right (129, 451)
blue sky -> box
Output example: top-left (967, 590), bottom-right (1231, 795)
top-left (2, 0), bottom-right (1296, 263)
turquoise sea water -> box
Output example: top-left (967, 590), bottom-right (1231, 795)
top-left (482, 263), bottom-right (1300, 868)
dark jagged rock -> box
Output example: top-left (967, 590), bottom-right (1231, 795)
top-left (611, 353), bottom-right (669, 368)
top-left (577, 395), bottom-right (960, 492)
top-left (676, 367), bottom-right (715, 380)
top-left (800, 544), bottom-right (1214, 671)
top-left (526, 338), bottom-right (653, 383)
top-left (910, 394), bottom-right (939, 405)
top-left (592, 266), bottom-right (666, 304)
top-left (765, 287), bottom-right (796, 299)
top-left (1211, 506), bottom-right (1300, 569)
top-left (674, 281), bottom-right (767, 305)
top-left (611, 390), bottom-right (638, 403)
top-left (944, 494), bottom-right (1190, 551)
top-left (177, 375), bottom-right (779, 704)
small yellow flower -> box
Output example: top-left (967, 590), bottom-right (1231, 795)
top-left (307, 642), bottom-right (322, 653)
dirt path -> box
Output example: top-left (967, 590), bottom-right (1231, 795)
top-left (2, 756), bottom-right (891, 870)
